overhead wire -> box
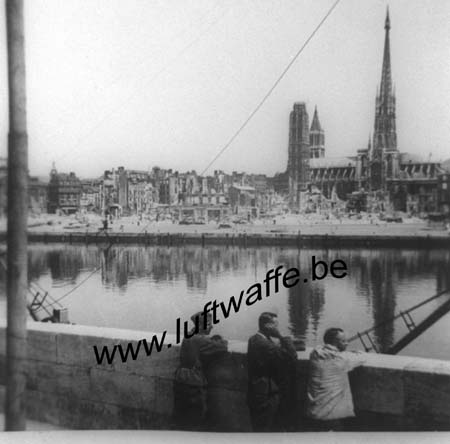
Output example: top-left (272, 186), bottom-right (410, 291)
top-left (199, 0), bottom-right (342, 176)
top-left (137, 0), bottom-right (342, 235)
top-left (27, 1), bottom-right (343, 305)
top-left (48, 232), bottom-right (114, 306)
top-left (23, 6), bottom-right (231, 307)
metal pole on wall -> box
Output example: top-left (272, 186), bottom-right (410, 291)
top-left (5, 0), bottom-right (28, 431)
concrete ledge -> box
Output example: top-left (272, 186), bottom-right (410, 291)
top-left (1, 321), bottom-right (450, 430)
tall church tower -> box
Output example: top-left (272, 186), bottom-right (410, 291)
top-left (287, 102), bottom-right (310, 208)
top-left (309, 106), bottom-right (325, 158)
top-left (370, 7), bottom-right (397, 191)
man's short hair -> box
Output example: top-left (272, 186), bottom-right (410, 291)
top-left (258, 312), bottom-right (277, 330)
top-left (323, 327), bottom-right (344, 345)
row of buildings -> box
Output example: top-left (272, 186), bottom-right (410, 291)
top-left (79, 166), bottom-right (278, 220)
top-left (0, 158), bottom-right (280, 220)
top-left (1, 10), bottom-right (449, 220)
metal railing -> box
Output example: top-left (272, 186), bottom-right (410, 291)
top-left (348, 288), bottom-right (450, 354)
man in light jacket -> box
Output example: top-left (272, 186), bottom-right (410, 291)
top-left (306, 327), bottom-right (365, 431)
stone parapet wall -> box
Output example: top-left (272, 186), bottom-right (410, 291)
top-left (0, 321), bottom-right (450, 430)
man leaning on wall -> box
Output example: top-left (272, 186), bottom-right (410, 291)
top-left (172, 311), bottom-right (228, 431)
top-left (247, 311), bottom-right (298, 432)
top-left (306, 327), bottom-right (365, 431)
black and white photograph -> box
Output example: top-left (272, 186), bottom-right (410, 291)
top-left (0, 0), bottom-right (450, 438)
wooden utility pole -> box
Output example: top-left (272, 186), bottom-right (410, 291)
top-left (5, 0), bottom-right (28, 431)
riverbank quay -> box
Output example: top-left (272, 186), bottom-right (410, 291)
top-left (2, 215), bottom-right (449, 248)
top-left (0, 225), bottom-right (448, 249)
top-left (1, 320), bottom-right (450, 431)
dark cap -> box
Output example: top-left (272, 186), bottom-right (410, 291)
top-left (258, 311), bottom-right (277, 330)
top-left (260, 310), bottom-right (278, 317)
top-left (191, 311), bottom-right (212, 323)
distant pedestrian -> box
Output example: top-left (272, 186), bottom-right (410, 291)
top-left (247, 311), bottom-right (298, 432)
top-left (306, 328), bottom-right (365, 431)
top-left (173, 311), bottom-right (228, 431)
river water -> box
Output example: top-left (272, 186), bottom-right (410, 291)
top-left (1, 243), bottom-right (449, 360)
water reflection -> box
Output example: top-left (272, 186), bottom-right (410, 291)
top-left (1, 243), bottom-right (449, 359)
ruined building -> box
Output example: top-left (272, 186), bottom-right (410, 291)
top-left (284, 8), bottom-right (448, 214)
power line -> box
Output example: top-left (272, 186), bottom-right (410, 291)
top-left (31, 1), bottom-right (342, 302)
top-left (50, 264), bottom-right (103, 305)
top-left (138, 1), bottom-right (341, 234)
top-left (49, 234), bottom-right (114, 306)
top-left (200, 0), bottom-right (342, 176)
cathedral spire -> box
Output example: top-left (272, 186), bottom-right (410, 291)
top-left (310, 106), bottom-right (323, 132)
top-left (373, 5), bottom-right (397, 152)
top-left (371, 6), bottom-right (397, 191)
top-left (309, 106), bottom-right (325, 159)
top-left (380, 6), bottom-right (392, 99)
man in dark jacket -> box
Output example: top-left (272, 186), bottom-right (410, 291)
top-left (173, 311), bottom-right (228, 431)
top-left (247, 311), bottom-right (298, 432)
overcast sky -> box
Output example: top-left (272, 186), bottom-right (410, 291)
top-left (0, 0), bottom-right (449, 178)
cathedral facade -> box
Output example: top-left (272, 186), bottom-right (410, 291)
top-left (286, 9), bottom-right (447, 215)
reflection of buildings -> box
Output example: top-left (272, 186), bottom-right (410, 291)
top-left (436, 253), bottom-right (450, 294)
top-left (347, 249), bottom-right (450, 351)
top-left (284, 10), bottom-right (449, 214)
top-left (368, 258), bottom-right (396, 351)
top-left (101, 249), bottom-right (130, 289)
top-left (24, 245), bottom-right (282, 293)
top-left (285, 253), bottom-right (325, 339)
top-left (20, 246), bottom-right (450, 350)
top-left (46, 250), bottom-right (84, 284)
top-left (287, 283), bottom-right (325, 340)
top-left (97, 246), bottom-right (278, 290)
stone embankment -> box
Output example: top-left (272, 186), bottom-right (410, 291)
top-left (1, 321), bottom-right (450, 430)
top-left (0, 228), bottom-right (448, 249)
top-left (1, 216), bottom-right (449, 248)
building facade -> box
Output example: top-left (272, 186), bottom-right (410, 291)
top-left (47, 165), bottom-right (82, 214)
top-left (284, 9), bottom-right (448, 215)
